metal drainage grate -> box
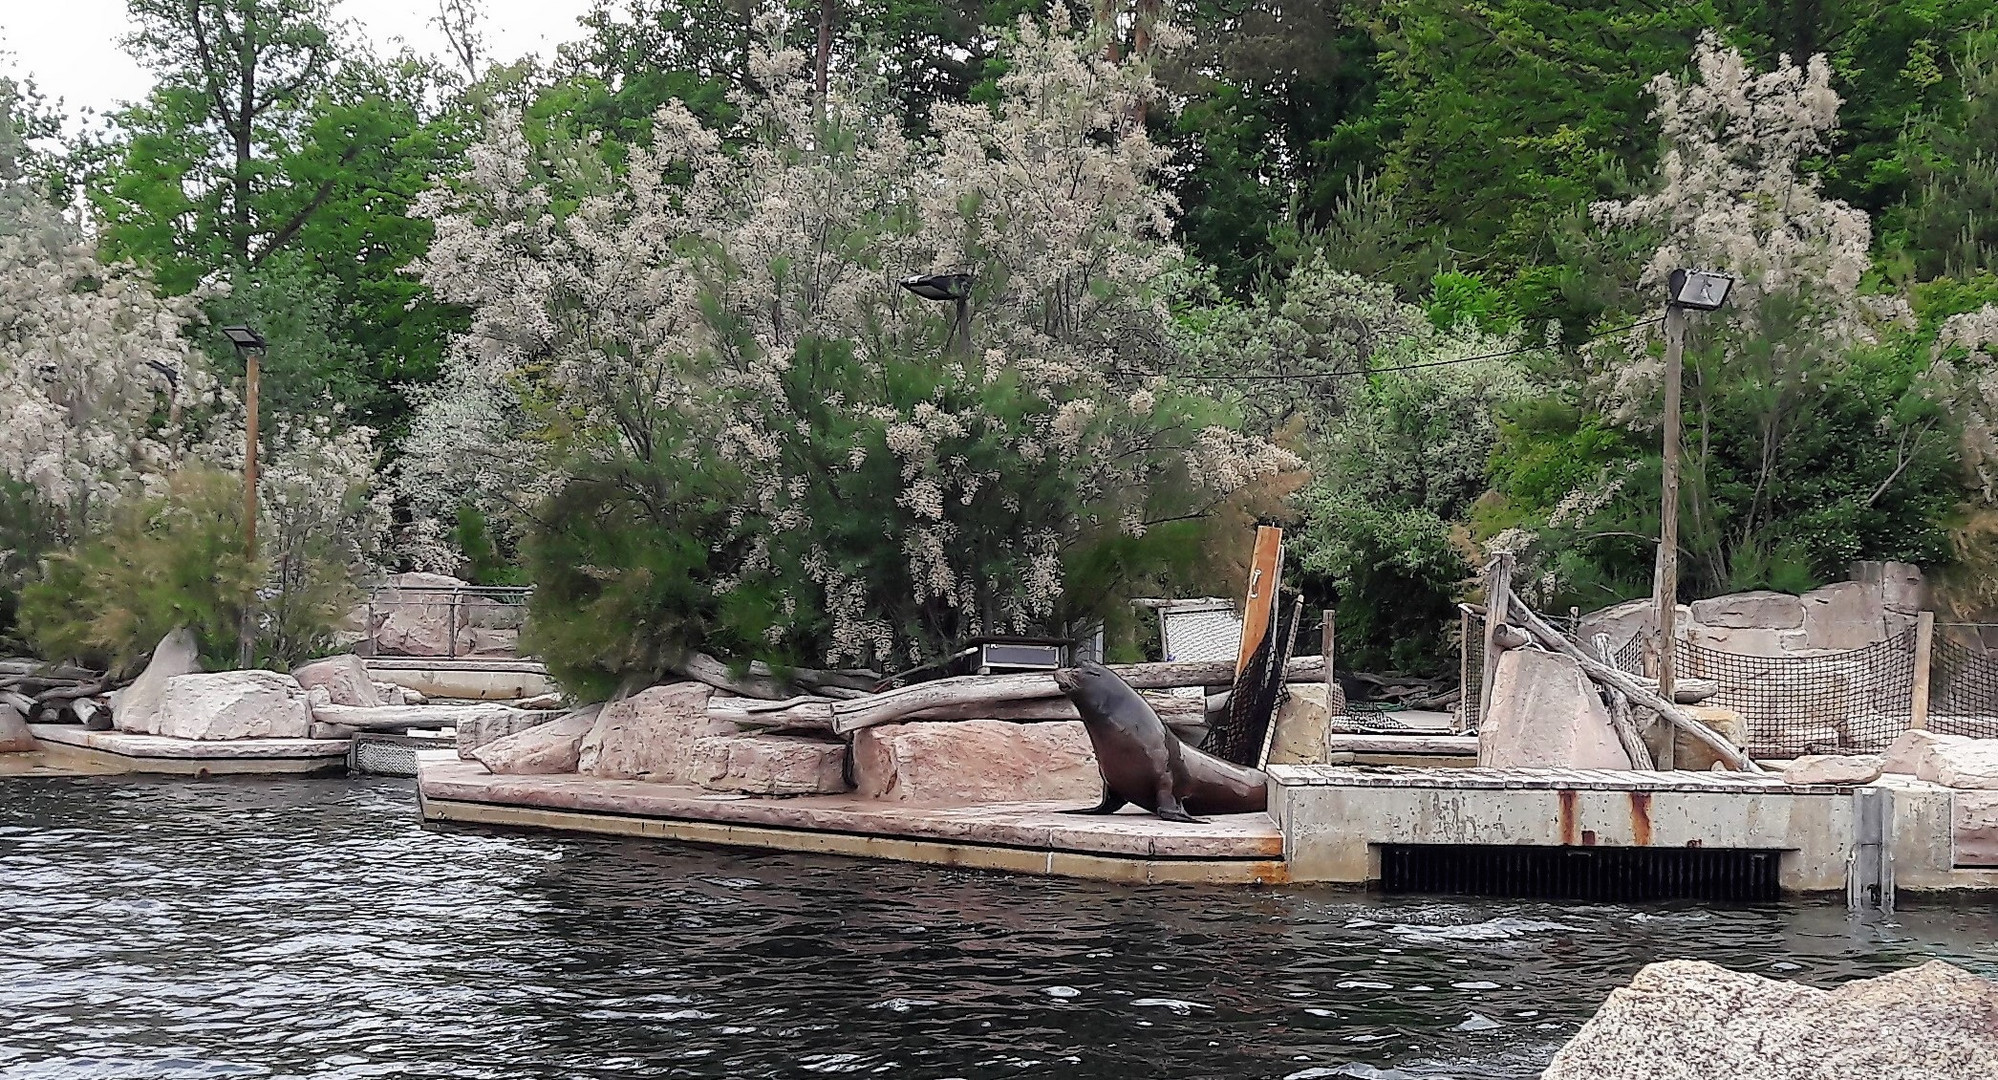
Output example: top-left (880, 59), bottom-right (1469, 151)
top-left (348, 733), bottom-right (452, 778)
top-left (1380, 844), bottom-right (1782, 903)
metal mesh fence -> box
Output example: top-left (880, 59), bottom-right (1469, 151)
top-left (1459, 610), bottom-right (1599, 732)
top-left (1681, 631), bottom-right (1917, 757)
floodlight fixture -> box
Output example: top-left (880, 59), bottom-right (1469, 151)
top-left (144, 359), bottom-right (181, 388)
top-left (221, 324), bottom-right (267, 351)
top-left (1667, 269), bottom-right (1734, 311)
top-left (899, 273), bottom-right (972, 303)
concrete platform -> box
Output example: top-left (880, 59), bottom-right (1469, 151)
top-left (417, 755), bottom-right (1286, 884)
top-left (28, 724), bottom-right (351, 776)
top-left (1271, 764), bottom-right (1998, 893)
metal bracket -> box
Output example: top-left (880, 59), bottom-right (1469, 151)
top-left (1847, 786), bottom-right (1896, 914)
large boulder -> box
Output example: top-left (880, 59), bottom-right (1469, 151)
top-left (0, 703), bottom-right (33, 753)
top-left (1800, 581), bottom-right (1889, 651)
top-left (359, 572), bottom-right (513, 657)
top-left (1541, 959), bottom-right (1998, 1079)
top-left (1656, 705), bottom-right (1748, 771)
top-left (688, 734), bottom-right (850, 796)
top-left (576, 682), bottom-right (728, 782)
top-left (109, 627), bottom-right (202, 735)
top-left (1690, 590), bottom-right (1806, 630)
top-left (1266, 683), bottom-right (1338, 765)
top-left (1576, 598), bottom-right (1683, 659)
top-left (456, 706), bottom-right (562, 759)
top-left (472, 705), bottom-right (601, 775)
top-left (1925, 738), bottom-right (1998, 790)
top-left (1781, 754), bottom-right (1883, 786)
top-left (291, 654), bottom-right (381, 708)
top-left (153, 671), bottom-right (312, 740)
top-left (1477, 649), bottom-right (1631, 769)
top-left (851, 719), bottom-right (1100, 804)
top-left (1956, 790), bottom-right (1998, 867)
top-left (1881, 729), bottom-right (1970, 775)
top-left (1850, 560), bottom-right (1927, 616)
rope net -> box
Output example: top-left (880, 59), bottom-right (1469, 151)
top-left (1925, 636), bottom-right (1998, 739)
top-left (1680, 630), bottom-right (1917, 757)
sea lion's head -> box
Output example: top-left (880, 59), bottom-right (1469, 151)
top-left (1052, 661), bottom-right (1135, 723)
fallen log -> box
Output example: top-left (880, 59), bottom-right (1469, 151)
top-left (35, 680), bottom-right (113, 705)
top-left (1594, 634), bottom-right (1655, 770)
top-left (719, 690), bottom-right (1206, 734)
top-left (310, 703), bottom-right (561, 733)
top-left (0, 659), bottom-right (100, 680)
top-left (1508, 589), bottom-right (1757, 772)
top-left (0, 689), bottom-right (37, 716)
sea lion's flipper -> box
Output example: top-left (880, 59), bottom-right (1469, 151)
top-left (1063, 787), bottom-right (1128, 815)
top-left (1152, 786), bottom-right (1205, 824)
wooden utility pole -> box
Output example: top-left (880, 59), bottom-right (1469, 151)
top-left (1654, 303), bottom-right (1687, 767)
top-left (1477, 553), bottom-right (1515, 726)
top-left (239, 346), bottom-right (261, 669)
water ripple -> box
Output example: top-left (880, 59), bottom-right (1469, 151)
top-left (3, 775), bottom-right (1996, 1079)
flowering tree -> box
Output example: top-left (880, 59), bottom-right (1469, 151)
top-left (406, 8), bottom-right (1300, 678)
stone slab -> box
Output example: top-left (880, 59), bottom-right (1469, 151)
top-left (418, 754), bottom-right (1279, 861)
top-left (1957, 790), bottom-right (1998, 868)
top-left (27, 724), bottom-right (349, 775)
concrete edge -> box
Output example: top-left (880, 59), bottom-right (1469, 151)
top-left (419, 796), bottom-right (1291, 886)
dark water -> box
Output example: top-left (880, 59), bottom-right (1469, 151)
top-left (3, 777), bottom-right (1996, 1080)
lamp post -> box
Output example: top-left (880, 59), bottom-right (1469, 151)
top-left (900, 272), bottom-right (972, 355)
top-left (223, 325), bottom-right (267, 668)
top-left (1654, 269), bottom-right (1732, 767)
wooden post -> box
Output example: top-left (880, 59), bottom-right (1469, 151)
top-left (238, 346), bottom-right (261, 669)
top-left (1477, 553), bottom-right (1515, 727)
top-left (1321, 608), bottom-right (1347, 719)
top-left (1911, 610), bottom-right (1935, 731)
top-left (1458, 605), bottom-right (1473, 733)
top-left (1654, 303), bottom-right (1687, 768)
top-left (1235, 526), bottom-right (1285, 678)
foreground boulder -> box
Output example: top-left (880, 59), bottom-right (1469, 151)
top-left (291, 655), bottom-right (381, 708)
top-left (1652, 704), bottom-right (1748, 771)
top-left (109, 628), bottom-right (202, 735)
top-left (688, 734), bottom-right (850, 795)
top-left (1781, 754), bottom-right (1883, 786)
top-left (1478, 649), bottom-right (1630, 769)
top-left (1925, 738), bottom-right (1998, 790)
top-left (1542, 959), bottom-right (1998, 1080)
top-left (1881, 729), bottom-right (1969, 775)
top-left (0, 703), bottom-right (33, 753)
top-left (472, 706), bottom-right (602, 775)
top-left (1266, 683), bottom-right (1340, 764)
top-left (851, 719), bottom-right (1098, 804)
top-left (153, 671), bottom-right (312, 740)
top-left (577, 682), bottom-right (730, 782)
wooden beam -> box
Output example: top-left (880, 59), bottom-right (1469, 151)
top-left (1911, 610), bottom-right (1934, 730)
top-left (1477, 553), bottom-right (1514, 725)
top-left (1235, 526), bottom-right (1285, 678)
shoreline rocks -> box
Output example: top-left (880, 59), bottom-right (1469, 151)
top-left (1543, 958), bottom-right (1998, 1079)
top-left (851, 719), bottom-right (1098, 804)
top-left (1478, 649), bottom-right (1630, 769)
top-left (153, 670), bottom-right (313, 740)
top-left (109, 628), bottom-right (202, 735)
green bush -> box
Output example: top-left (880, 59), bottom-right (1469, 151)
top-left (19, 468), bottom-right (259, 672)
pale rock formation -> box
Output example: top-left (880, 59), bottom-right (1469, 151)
top-left (688, 734), bottom-right (850, 795)
top-left (1266, 683), bottom-right (1335, 765)
top-left (0, 702), bottom-right (33, 753)
top-left (1646, 705), bottom-right (1749, 771)
top-left (1956, 790), bottom-right (1998, 867)
top-left (109, 628), bottom-right (202, 735)
top-left (1881, 729), bottom-right (1970, 775)
top-left (455, 706), bottom-right (561, 758)
top-left (1925, 739), bottom-right (1998, 789)
top-left (1800, 581), bottom-right (1890, 650)
top-left (1541, 959), bottom-right (1998, 1080)
top-left (577, 682), bottom-right (727, 782)
top-left (1781, 754), bottom-right (1883, 786)
top-left (292, 655), bottom-right (381, 707)
top-left (153, 671), bottom-right (312, 740)
top-left (1478, 649), bottom-right (1631, 769)
top-left (1576, 597), bottom-right (1683, 658)
top-left (851, 719), bottom-right (1100, 804)
top-left (471, 705), bottom-right (602, 775)
top-left (359, 572), bottom-right (516, 657)
top-left (1692, 591), bottom-right (1805, 629)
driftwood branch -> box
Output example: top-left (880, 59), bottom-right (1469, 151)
top-left (716, 690), bottom-right (1205, 734)
top-left (1509, 588), bottom-right (1758, 772)
top-left (311, 704), bottom-right (562, 733)
top-left (1594, 633), bottom-right (1655, 770)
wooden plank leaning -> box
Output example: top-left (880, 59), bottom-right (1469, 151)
top-left (1507, 587), bottom-right (1758, 773)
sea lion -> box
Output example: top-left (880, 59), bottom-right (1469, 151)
top-left (1051, 661), bottom-right (1269, 823)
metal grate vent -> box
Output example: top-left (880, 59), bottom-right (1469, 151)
top-left (348, 733), bottom-right (452, 778)
top-left (1380, 844), bottom-right (1781, 903)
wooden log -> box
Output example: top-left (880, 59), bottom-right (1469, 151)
top-left (826, 660), bottom-right (1320, 734)
top-left (1478, 553), bottom-right (1514, 726)
top-left (1325, 733), bottom-right (1480, 756)
top-left (1508, 588), bottom-right (1758, 772)
top-left (0, 659), bottom-right (100, 680)
top-left (310, 703), bottom-right (557, 732)
top-left (35, 679), bottom-right (113, 705)
top-left (717, 691), bottom-right (1207, 734)
top-left (1595, 633), bottom-right (1655, 771)
top-left (1117, 655), bottom-right (1325, 689)
top-left (1, 689), bottom-right (38, 715)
